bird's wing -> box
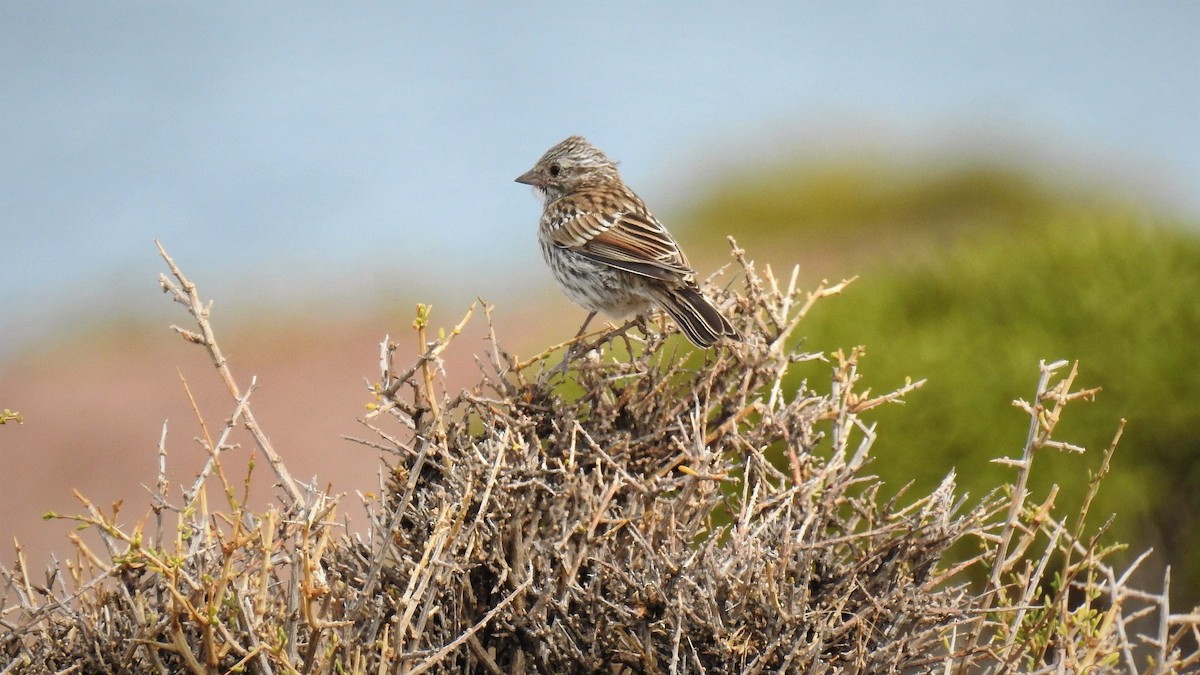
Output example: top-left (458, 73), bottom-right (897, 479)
top-left (551, 207), bottom-right (695, 283)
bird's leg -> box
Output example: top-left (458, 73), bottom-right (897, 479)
top-left (634, 314), bottom-right (651, 338)
top-left (616, 316), bottom-right (646, 360)
top-left (552, 311), bottom-right (598, 374)
top-left (573, 311), bottom-right (598, 341)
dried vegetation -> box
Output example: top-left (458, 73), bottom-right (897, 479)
top-left (2, 242), bottom-right (1196, 673)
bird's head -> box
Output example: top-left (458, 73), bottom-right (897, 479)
top-left (515, 136), bottom-right (621, 203)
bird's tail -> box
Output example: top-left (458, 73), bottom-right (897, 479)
top-left (648, 284), bottom-right (740, 348)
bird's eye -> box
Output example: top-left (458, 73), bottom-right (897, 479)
top-left (548, 164), bottom-right (561, 177)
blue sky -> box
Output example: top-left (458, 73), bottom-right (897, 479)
top-left (2, 3), bottom-right (1197, 355)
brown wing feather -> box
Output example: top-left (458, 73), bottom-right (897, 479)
top-left (550, 194), bottom-right (694, 283)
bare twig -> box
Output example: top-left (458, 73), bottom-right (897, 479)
top-left (155, 240), bottom-right (303, 506)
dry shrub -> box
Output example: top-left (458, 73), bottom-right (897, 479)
top-left (1, 242), bottom-right (1196, 674)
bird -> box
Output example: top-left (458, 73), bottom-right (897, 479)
top-left (515, 136), bottom-right (738, 348)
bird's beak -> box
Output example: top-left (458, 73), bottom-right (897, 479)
top-left (514, 169), bottom-right (541, 187)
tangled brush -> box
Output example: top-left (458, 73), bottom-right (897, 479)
top-left (2, 242), bottom-right (1194, 674)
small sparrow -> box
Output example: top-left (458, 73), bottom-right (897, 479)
top-left (515, 136), bottom-right (738, 347)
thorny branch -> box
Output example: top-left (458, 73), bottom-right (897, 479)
top-left (155, 240), bottom-right (303, 507)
